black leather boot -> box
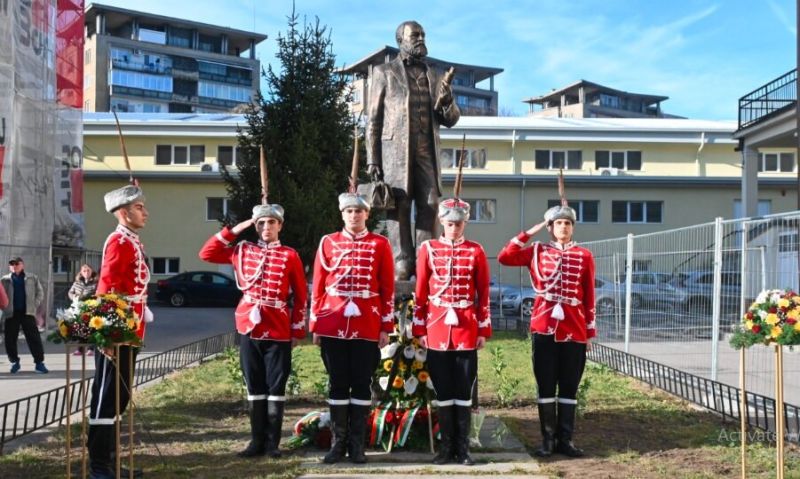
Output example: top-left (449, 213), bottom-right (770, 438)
top-left (535, 402), bottom-right (557, 457)
top-left (88, 424), bottom-right (114, 478)
top-left (322, 404), bottom-right (349, 464)
top-left (432, 405), bottom-right (454, 464)
top-left (347, 404), bottom-right (370, 463)
top-left (238, 400), bottom-right (267, 457)
top-left (453, 406), bottom-right (475, 466)
top-left (265, 400), bottom-right (285, 458)
top-left (556, 402), bottom-right (584, 457)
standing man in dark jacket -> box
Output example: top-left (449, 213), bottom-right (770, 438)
top-left (1, 257), bottom-right (48, 374)
top-left (366, 20), bottom-right (460, 280)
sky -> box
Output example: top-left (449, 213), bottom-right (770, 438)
top-left (95, 0), bottom-right (797, 120)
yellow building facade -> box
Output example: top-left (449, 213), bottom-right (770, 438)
top-left (82, 113), bottom-right (799, 285)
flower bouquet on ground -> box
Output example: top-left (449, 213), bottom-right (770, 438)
top-left (730, 289), bottom-right (800, 349)
top-left (369, 296), bottom-right (437, 451)
top-left (285, 411), bottom-right (332, 450)
top-left (49, 293), bottom-right (142, 348)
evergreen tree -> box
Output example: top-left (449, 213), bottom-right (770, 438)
top-left (222, 11), bottom-right (354, 270)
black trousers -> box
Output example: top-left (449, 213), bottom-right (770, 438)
top-left (427, 349), bottom-right (477, 405)
top-left (4, 311), bottom-right (44, 363)
top-left (87, 346), bottom-right (138, 470)
top-left (320, 337), bottom-right (379, 403)
top-left (239, 335), bottom-right (291, 399)
top-left (532, 333), bottom-right (586, 401)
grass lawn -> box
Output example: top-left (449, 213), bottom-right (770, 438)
top-left (1, 331), bottom-right (798, 478)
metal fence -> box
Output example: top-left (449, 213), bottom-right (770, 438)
top-left (738, 69), bottom-right (796, 130)
top-left (583, 211), bottom-right (800, 443)
top-left (0, 331), bottom-right (236, 454)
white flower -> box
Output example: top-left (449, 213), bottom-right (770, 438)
top-left (380, 342), bottom-right (399, 359)
top-left (770, 292), bottom-right (782, 304)
top-left (379, 376), bottom-right (389, 390)
top-left (426, 377), bottom-right (435, 390)
top-left (756, 290), bottom-right (769, 304)
top-left (319, 412), bottom-right (331, 428)
top-left (758, 310), bottom-right (768, 320)
top-left (414, 347), bottom-right (427, 362)
top-left (403, 345), bottom-right (415, 359)
top-left (404, 376), bottom-right (419, 394)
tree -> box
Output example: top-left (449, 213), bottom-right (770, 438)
top-left (222, 11), bottom-right (354, 271)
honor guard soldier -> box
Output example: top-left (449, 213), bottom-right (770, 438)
top-left (412, 197), bottom-right (491, 465)
top-left (199, 203), bottom-right (307, 458)
top-left (310, 192), bottom-right (395, 464)
top-left (498, 204), bottom-right (596, 458)
top-left (88, 184), bottom-right (150, 479)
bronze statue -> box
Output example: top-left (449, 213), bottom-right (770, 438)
top-left (366, 20), bottom-right (461, 281)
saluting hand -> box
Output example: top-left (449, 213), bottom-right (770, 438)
top-left (525, 220), bottom-right (549, 237)
top-left (231, 218), bottom-right (254, 235)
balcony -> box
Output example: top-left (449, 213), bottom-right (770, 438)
top-left (738, 69), bottom-right (796, 130)
top-left (111, 58), bottom-right (171, 75)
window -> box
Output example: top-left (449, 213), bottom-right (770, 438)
top-left (111, 70), bottom-right (172, 93)
top-left (154, 145), bottom-right (205, 165)
top-left (440, 148), bottom-right (487, 169)
top-left (217, 145), bottom-right (240, 166)
top-left (547, 200), bottom-right (599, 223)
top-left (534, 150), bottom-right (582, 170)
top-left (168, 26), bottom-right (192, 49)
top-left (52, 255), bottom-right (69, 274)
top-left (600, 93), bottom-right (620, 108)
top-left (732, 199), bottom-right (771, 218)
top-left (198, 33), bottom-right (221, 53)
top-left (779, 232), bottom-right (799, 253)
top-left (153, 257), bottom-right (180, 275)
top-left (137, 25), bottom-right (166, 45)
top-left (207, 197), bottom-right (230, 221)
top-left (595, 150), bottom-right (642, 170)
top-left (464, 199), bottom-right (496, 223)
top-left (611, 201), bottom-right (662, 223)
top-left (758, 152), bottom-right (795, 172)
top-left (198, 80), bottom-right (251, 102)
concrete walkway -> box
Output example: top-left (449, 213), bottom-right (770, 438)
top-left (297, 416), bottom-right (545, 478)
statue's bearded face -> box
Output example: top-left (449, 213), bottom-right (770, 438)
top-left (399, 24), bottom-right (427, 58)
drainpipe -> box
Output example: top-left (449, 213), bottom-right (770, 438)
top-left (695, 131), bottom-right (706, 176)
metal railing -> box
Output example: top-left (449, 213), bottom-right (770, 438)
top-left (590, 343), bottom-right (799, 444)
top-left (0, 331), bottom-right (236, 453)
top-left (738, 69), bottom-right (796, 130)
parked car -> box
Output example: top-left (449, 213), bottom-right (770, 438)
top-left (595, 276), bottom-right (621, 315)
top-left (156, 271), bottom-right (242, 307)
top-left (670, 270), bottom-right (742, 315)
top-left (615, 272), bottom-right (687, 309)
top-left (499, 286), bottom-right (537, 316)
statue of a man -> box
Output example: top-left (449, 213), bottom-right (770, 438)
top-left (366, 20), bottom-right (461, 281)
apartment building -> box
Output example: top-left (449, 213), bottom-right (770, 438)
top-left (83, 3), bottom-right (266, 113)
top-left (340, 46), bottom-right (503, 117)
top-left (524, 79), bottom-right (678, 119)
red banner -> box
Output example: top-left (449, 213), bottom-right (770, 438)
top-left (56, 0), bottom-right (84, 109)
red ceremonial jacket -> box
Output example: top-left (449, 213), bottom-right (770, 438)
top-left (310, 229), bottom-right (394, 341)
top-left (97, 224), bottom-right (151, 340)
top-left (412, 237), bottom-right (492, 351)
top-left (498, 232), bottom-right (596, 343)
top-left (198, 227), bottom-right (307, 340)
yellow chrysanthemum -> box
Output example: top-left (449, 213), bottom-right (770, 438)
top-left (792, 296), bottom-right (800, 304)
top-left (104, 293), bottom-right (118, 300)
top-left (89, 316), bottom-right (105, 329)
top-left (411, 360), bottom-right (424, 371)
top-left (787, 309), bottom-right (800, 320)
top-left (770, 326), bottom-right (783, 339)
top-left (745, 320), bottom-right (754, 330)
top-left (84, 299), bottom-right (98, 307)
top-left (411, 338), bottom-right (420, 347)
top-left (765, 313), bottom-right (779, 325)
top-left (58, 321), bottom-right (69, 338)
top-left (795, 322), bottom-right (800, 332)
top-left (116, 308), bottom-right (126, 318)
top-left (417, 371), bottom-right (429, 382)
top-left (383, 360), bottom-right (393, 372)
top-left (398, 362), bottom-right (407, 372)
top-left (115, 299), bottom-right (129, 309)
top-left (778, 298), bottom-right (791, 309)
top-left (126, 319), bottom-right (137, 330)
top-left (392, 377), bottom-right (404, 389)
